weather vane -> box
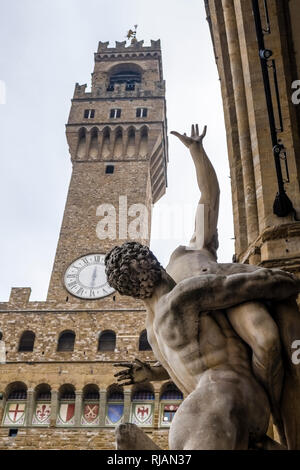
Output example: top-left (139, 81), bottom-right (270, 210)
top-left (126, 25), bottom-right (138, 43)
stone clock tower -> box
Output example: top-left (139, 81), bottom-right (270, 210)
top-left (47, 38), bottom-right (168, 304)
top-left (0, 39), bottom-right (183, 450)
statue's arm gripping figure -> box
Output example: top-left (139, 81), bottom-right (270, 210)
top-left (167, 268), bottom-right (300, 313)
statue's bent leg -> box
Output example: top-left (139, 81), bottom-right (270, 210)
top-left (227, 301), bottom-right (285, 444)
top-left (272, 298), bottom-right (300, 450)
top-left (169, 370), bottom-right (269, 450)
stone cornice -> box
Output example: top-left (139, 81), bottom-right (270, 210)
top-left (238, 222), bottom-right (300, 264)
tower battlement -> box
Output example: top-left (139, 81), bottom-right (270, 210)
top-left (97, 39), bottom-right (161, 53)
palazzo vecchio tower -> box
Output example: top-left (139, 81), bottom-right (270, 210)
top-left (0, 38), bottom-right (184, 449)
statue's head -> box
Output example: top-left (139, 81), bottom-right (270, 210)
top-left (105, 242), bottom-right (162, 299)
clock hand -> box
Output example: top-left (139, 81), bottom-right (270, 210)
top-left (91, 266), bottom-right (97, 287)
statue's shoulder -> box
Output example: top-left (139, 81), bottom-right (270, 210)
top-left (215, 263), bottom-right (259, 275)
top-left (169, 245), bottom-right (187, 258)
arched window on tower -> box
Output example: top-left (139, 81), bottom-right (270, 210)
top-left (32, 384), bottom-right (51, 426)
top-left (108, 64), bottom-right (142, 92)
top-left (102, 126), bottom-right (111, 158)
top-left (89, 127), bottom-right (98, 159)
top-left (81, 384), bottom-right (100, 426)
top-left (57, 384), bottom-right (75, 426)
top-left (98, 330), bottom-right (116, 352)
top-left (113, 127), bottom-right (123, 157)
top-left (77, 127), bottom-right (86, 159)
top-left (138, 330), bottom-right (152, 351)
top-left (3, 382), bottom-right (27, 427)
top-left (106, 385), bottom-right (124, 427)
top-left (139, 126), bottom-right (148, 157)
top-left (126, 127), bottom-right (136, 157)
top-left (18, 331), bottom-right (35, 352)
top-left (57, 330), bottom-right (75, 352)
top-left (159, 382), bottom-right (183, 427)
top-left (130, 384), bottom-right (154, 427)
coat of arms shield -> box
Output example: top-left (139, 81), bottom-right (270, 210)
top-left (134, 404), bottom-right (152, 423)
top-left (7, 403), bottom-right (26, 424)
top-left (59, 403), bottom-right (75, 424)
top-left (83, 404), bottom-right (99, 423)
top-left (35, 403), bottom-right (51, 424)
top-left (107, 404), bottom-right (124, 424)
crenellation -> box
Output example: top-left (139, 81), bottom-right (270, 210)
top-left (97, 41), bottom-right (110, 52)
top-left (73, 83), bottom-right (88, 98)
top-left (9, 288), bottom-right (31, 306)
top-left (97, 39), bottom-right (161, 54)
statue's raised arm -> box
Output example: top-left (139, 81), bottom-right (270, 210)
top-left (171, 125), bottom-right (220, 257)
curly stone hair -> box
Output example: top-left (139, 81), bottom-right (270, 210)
top-left (105, 242), bottom-right (163, 299)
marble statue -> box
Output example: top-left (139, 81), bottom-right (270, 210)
top-left (105, 125), bottom-right (300, 450)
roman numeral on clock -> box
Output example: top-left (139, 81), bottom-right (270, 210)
top-left (67, 281), bottom-right (77, 288)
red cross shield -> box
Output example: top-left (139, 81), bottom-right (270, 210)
top-left (8, 403), bottom-right (26, 423)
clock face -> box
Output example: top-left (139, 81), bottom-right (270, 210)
top-left (64, 253), bottom-right (115, 299)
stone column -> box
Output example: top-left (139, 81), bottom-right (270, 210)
top-left (74, 391), bottom-right (83, 427)
top-left (99, 390), bottom-right (107, 427)
top-left (208, 0), bottom-right (248, 255)
top-left (0, 340), bottom-right (6, 364)
top-left (123, 390), bottom-right (131, 423)
top-left (153, 391), bottom-right (160, 428)
top-left (222, 0), bottom-right (259, 245)
top-left (0, 394), bottom-right (6, 424)
top-left (50, 391), bottom-right (58, 427)
top-left (26, 389), bottom-right (35, 426)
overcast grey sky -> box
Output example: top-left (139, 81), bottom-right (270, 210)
top-left (0, 0), bottom-right (234, 301)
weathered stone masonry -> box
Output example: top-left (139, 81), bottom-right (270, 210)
top-left (0, 39), bottom-right (177, 450)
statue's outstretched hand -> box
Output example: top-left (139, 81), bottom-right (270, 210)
top-left (114, 358), bottom-right (153, 386)
top-left (171, 124), bottom-right (207, 148)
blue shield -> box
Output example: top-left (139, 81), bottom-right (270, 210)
top-left (107, 404), bottom-right (124, 424)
